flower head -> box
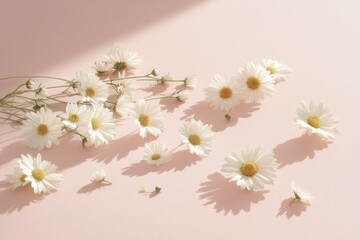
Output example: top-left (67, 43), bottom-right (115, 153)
top-left (179, 119), bottom-right (215, 157)
top-left (144, 142), bottom-right (170, 166)
top-left (19, 154), bottom-right (63, 194)
top-left (221, 146), bottom-right (277, 190)
top-left (5, 166), bottom-right (29, 189)
top-left (115, 94), bottom-right (134, 117)
top-left (290, 181), bottom-right (314, 205)
top-left (118, 78), bottom-right (139, 98)
top-left (185, 74), bottom-right (198, 88)
top-left (91, 169), bottom-right (111, 184)
top-left (22, 108), bottom-right (62, 150)
top-left (174, 90), bottom-right (189, 102)
top-left (261, 59), bottom-right (292, 81)
top-left (91, 61), bottom-right (113, 74)
top-left (62, 102), bottom-right (90, 129)
top-left (294, 101), bottom-right (338, 140)
top-left (76, 71), bottom-right (109, 102)
top-left (106, 43), bottom-right (141, 72)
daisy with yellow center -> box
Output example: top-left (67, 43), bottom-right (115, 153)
top-left (294, 101), bottom-right (338, 140)
top-left (236, 62), bottom-right (276, 102)
top-left (5, 166), bottom-right (29, 189)
top-left (221, 146), bottom-right (277, 190)
top-left (290, 181), bottom-right (314, 205)
top-left (144, 142), bottom-right (170, 166)
top-left (18, 154), bottom-right (63, 194)
top-left (62, 102), bottom-right (91, 129)
top-left (179, 119), bottom-right (215, 157)
top-left (106, 43), bottom-right (142, 73)
top-left (76, 71), bottom-right (109, 102)
top-left (261, 59), bottom-right (292, 81)
top-left (130, 99), bottom-right (164, 139)
top-left (204, 74), bottom-right (242, 111)
top-left (21, 108), bottom-right (62, 150)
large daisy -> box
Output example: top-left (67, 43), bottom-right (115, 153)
top-left (19, 154), bottom-right (63, 194)
top-left (88, 103), bottom-right (116, 147)
top-left (290, 181), bottom-right (314, 205)
top-left (221, 146), bottom-right (277, 190)
top-left (76, 71), bottom-right (109, 102)
top-left (130, 99), bottom-right (164, 138)
top-left (204, 74), bottom-right (241, 111)
top-left (144, 142), bottom-right (170, 166)
top-left (22, 108), bottom-right (62, 150)
top-left (294, 101), bottom-right (338, 140)
top-left (5, 166), bottom-right (29, 189)
top-left (62, 102), bottom-right (91, 129)
top-left (106, 43), bottom-right (142, 72)
top-left (179, 119), bottom-right (215, 157)
top-left (261, 59), bottom-right (292, 81)
top-left (115, 94), bottom-right (134, 117)
top-left (236, 62), bottom-right (276, 102)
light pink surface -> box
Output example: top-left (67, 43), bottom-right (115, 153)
top-left (1, 0), bottom-right (360, 239)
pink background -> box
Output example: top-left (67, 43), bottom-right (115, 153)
top-left (1, 0), bottom-right (360, 239)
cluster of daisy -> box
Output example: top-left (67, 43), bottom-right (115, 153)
top-left (205, 59), bottom-right (292, 119)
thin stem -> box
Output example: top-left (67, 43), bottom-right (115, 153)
top-left (170, 143), bottom-right (185, 153)
top-left (0, 111), bottom-right (27, 120)
top-left (45, 95), bottom-right (68, 104)
top-left (46, 85), bottom-right (70, 89)
top-left (62, 125), bottom-right (87, 141)
top-left (1, 103), bottom-right (32, 112)
top-left (0, 116), bottom-right (21, 123)
top-left (0, 76), bottom-right (72, 83)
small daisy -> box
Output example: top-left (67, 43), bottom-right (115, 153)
top-left (76, 71), bottom-right (109, 102)
top-left (174, 90), bottom-right (189, 102)
top-left (144, 142), bottom-right (170, 166)
top-left (106, 43), bottom-right (141, 72)
top-left (35, 86), bottom-right (48, 99)
top-left (22, 108), bottom-right (62, 150)
top-left (118, 78), bottom-right (139, 98)
top-left (261, 59), bottom-right (292, 81)
top-left (204, 74), bottom-right (242, 111)
top-left (160, 73), bottom-right (173, 84)
top-left (221, 146), bottom-right (277, 190)
top-left (294, 101), bottom-right (338, 140)
top-left (130, 99), bottom-right (164, 139)
top-left (62, 102), bottom-right (90, 129)
top-left (91, 169), bottom-right (111, 184)
top-left (236, 62), bottom-right (276, 102)
top-left (115, 94), bottom-right (134, 117)
top-left (179, 119), bottom-right (215, 157)
top-left (91, 60), bottom-right (113, 74)
top-left (184, 74), bottom-right (199, 88)
top-left (5, 166), bottom-right (29, 189)
top-left (290, 181), bottom-right (314, 205)
top-left (19, 154), bottom-right (63, 194)
top-left (88, 103), bottom-right (116, 147)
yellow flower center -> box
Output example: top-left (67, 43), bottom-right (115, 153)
top-left (151, 154), bottom-right (161, 160)
top-left (32, 168), bottom-right (45, 181)
top-left (219, 86), bottom-right (233, 99)
top-left (37, 124), bottom-right (49, 136)
top-left (86, 87), bottom-right (95, 97)
top-left (188, 134), bottom-right (201, 145)
top-left (266, 66), bottom-right (276, 74)
top-left (114, 61), bottom-right (127, 71)
top-left (20, 174), bottom-right (27, 182)
top-left (69, 114), bottom-right (80, 123)
top-left (139, 114), bottom-right (150, 126)
top-left (246, 77), bottom-right (261, 90)
top-left (307, 116), bottom-right (321, 128)
top-left (240, 161), bottom-right (258, 177)
top-left (91, 118), bottom-right (101, 130)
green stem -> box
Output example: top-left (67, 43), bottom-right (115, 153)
top-left (0, 76), bottom-right (72, 83)
top-left (0, 111), bottom-right (27, 120)
top-left (0, 116), bottom-right (22, 123)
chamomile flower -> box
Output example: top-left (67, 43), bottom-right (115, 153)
top-left (174, 90), bottom-right (189, 102)
top-left (5, 166), bottom-right (29, 189)
top-left (294, 101), bottom-right (338, 140)
top-left (204, 74), bottom-right (241, 111)
top-left (22, 108), bottom-right (62, 150)
top-left (221, 146), bottom-right (277, 190)
top-left (91, 169), bottom-right (111, 184)
top-left (91, 60), bottom-right (113, 74)
top-left (261, 59), bottom-right (292, 81)
top-left (115, 94), bottom-right (134, 117)
top-left (179, 119), bottom-right (215, 157)
top-left (118, 78), bottom-right (139, 98)
top-left (76, 71), bottom-right (109, 102)
top-left (144, 142), bottom-right (170, 166)
top-left (88, 103), bottom-right (116, 147)
top-left (130, 99), bottom-right (164, 138)
top-left (62, 102), bottom-right (90, 129)
top-left (184, 74), bottom-right (199, 88)
top-left (106, 43), bottom-right (142, 72)
top-left (35, 86), bottom-right (48, 99)
top-left (290, 181), bottom-right (314, 205)
top-left (19, 154), bottom-right (63, 194)
top-left (236, 62), bottom-right (276, 102)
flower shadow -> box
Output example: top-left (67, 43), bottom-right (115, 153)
top-left (198, 172), bottom-right (268, 215)
top-left (141, 82), bottom-right (170, 95)
top-left (77, 182), bottom-right (111, 194)
top-left (181, 101), bottom-right (260, 132)
top-left (273, 134), bottom-right (329, 168)
top-left (277, 198), bottom-right (308, 218)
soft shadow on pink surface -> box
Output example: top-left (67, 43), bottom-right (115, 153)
top-left (77, 182), bottom-right (111, 194)
top-left (273, 134), bottom-right (329, 168)
top-left (139, 190), bottom-right (161, 199)
top-left (0, 181), bottom-right (44, 215)
top-left (181, 101), bottom-right (260, 132)
top-left (122, 149), bottom-right (202, 176)
top-left (277, 198), bottom-right (308, 218)
top-left (198, 173), bottom-right (268, 215)
top-left (0, 0), bottom-right (206, 76)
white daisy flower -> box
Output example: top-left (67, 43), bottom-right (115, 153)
top-left (76, 71), bottom-right (109, 102)
top-left (221, 146), bottom-right (277, 190)
top-left (22, 108), bottom-right (62, 150)
top-left (130, 99), bottom-right (164, 139)
top-left (179, 119), bottom-right (215, 157)
top-left (35, 86), bottom-right (48, 99)
top-left (62, 102), bottom-right (90, 129)
top-left (5, 166), bottom-right (29, 189)
top-left (91, 60), bottom-right (113, 74)
top-left (115, 94), bottom-right (134, 117)
top-left (106, 43), bottom-right (141, 72)
top-left (290, 181), bottom-right (314, 205)
top-left (236, 62), bottom-right (276, 102)
top-left (184, 74), bottom-right (199, 88)
top-left (91, 169), bottom-right (111, 184)
top-left (118, 78), bottom-right (139, 98)
top-left (174, 90), bottom-right (189, 102)
top-left (294, 101), bottom-right (338, 140)
top-left (144, 142), bottom-right (170, 166)
top-left (204, 74), bottom-right (242, 111)
top-left (19, 154), bottom-right (63, 194)
top-left (261, 59), bottom-right (292, 81)
top-left (160, 73), bottom-right (173, 84)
